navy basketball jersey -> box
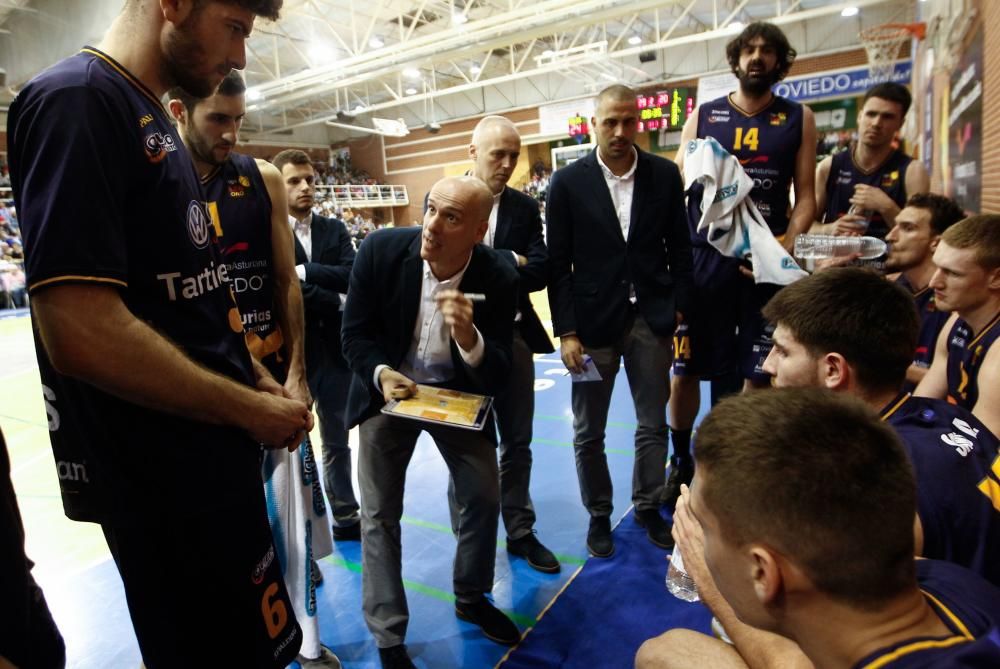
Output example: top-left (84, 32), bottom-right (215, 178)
top-left (8, 48), bottom-right (261, 523)
top-left (204, 153), bottom-right (286, 379)
top-left (693, 94), bottom-right (803, 238)
top-left (823, 146), bottom-right (913, 239)
top-left (853, 560), bottom-right (1000, 668)
top-left (945, 311), bottom-right (1000, 410)
top-left (882, 394), bottom-right (1000, 586)
top-left (896, 277), bottom-right (951, 391)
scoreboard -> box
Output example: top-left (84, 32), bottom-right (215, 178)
top-left (636, 88), bottom-right (694, 132)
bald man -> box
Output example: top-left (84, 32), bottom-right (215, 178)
top-left (459, 116), bottom-right (558, 573)
top-left (342, 176), bottom-right (522, 668)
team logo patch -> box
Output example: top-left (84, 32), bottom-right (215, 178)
top-left (252, 544), bottom-right (276, 585)
top-left (769, 112), bottom-right (787, 126)
top-left (707, 112), bottom-right (730, 124)
top-left (881, 170), bottom-right (900, 188)
top-left (186, 200), bottom-right (211, 249)
top-left (144, 131), bottom-right (177, 163)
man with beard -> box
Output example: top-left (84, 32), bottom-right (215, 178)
top-left (815, 83), bottom-right (930, 239)
top-left (665, 22), bottom-right (816, 510)
top-left (273, 149), bottom-right (361, 547)
top-left (169, 73), bottom-right (341, 669)
top-left (547, 85), bottom-right (693, 556)
top-left (7, 1), bottom-right (310, 667)
top-left (916, 215), bottom-right (1000, 438)
top-left (883, 194), bottom-right (965, 389)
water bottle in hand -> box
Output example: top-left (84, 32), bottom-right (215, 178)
top-left (847, 204), bottom-right (873, 232)
top-left (666, 548), bottom-right (700, 602)
top-left (794, 234), bottom-right (887, 260)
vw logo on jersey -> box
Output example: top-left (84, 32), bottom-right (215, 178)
top-left (186, 201), bottom-right (211, 249)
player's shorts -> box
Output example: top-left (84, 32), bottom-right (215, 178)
top-left (102, 486), bottom-right (301, 669)
top-left (672, 245), bottom-right (780, 384)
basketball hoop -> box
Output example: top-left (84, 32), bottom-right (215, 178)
top-left (860, 22), bottom-right (927, 83)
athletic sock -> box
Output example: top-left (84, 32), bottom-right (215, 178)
top-left (669, 427), bottom-right (693, 464)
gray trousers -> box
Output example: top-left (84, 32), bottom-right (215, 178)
top-left (358, 412), bottom-right (500, 648)
top-left (447, 329), bottom-right (538, 540)
top-left (309, 358), bottom-right (360, 528)
top-left (572, 312), bottom-right (671, 517)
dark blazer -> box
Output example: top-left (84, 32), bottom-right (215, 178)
top-left (341, 226), bottom-right (519, 428)
top-left (493, 187), bottom-right (555, 354)
top-left (294, 214), bottom-right (356, 371)
top-left (546, 147), bottom-right (694, 348)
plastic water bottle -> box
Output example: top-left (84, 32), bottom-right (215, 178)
top-left (847, 204), bottom-right (873, 232)
top-left (666, 548), bottom-right (700, 602)
top-left (794, 234), bottom-right (887, 260)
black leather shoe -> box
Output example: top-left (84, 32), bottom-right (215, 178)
top-left (635, 508), bottom-right (674, 549)
top-left (507, 532), bottom-right (560, 573)
top-left (311, 559), bottom-right (324, 586)
top-left (660, 458), bottom-right (694, 511)
top-left (378, 645), bottom-right (416, 669)
top-left (332, 522), bottom-right (361, 541)
top-left (455, 596), bottom-right (520, 645)
top-left (586, 516), bottom-right (614, 558)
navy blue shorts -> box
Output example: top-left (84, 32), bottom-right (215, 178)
top-left (672, 245), bottom-right (779, 384)
top-left (102, 487), bottom-right (301, 669)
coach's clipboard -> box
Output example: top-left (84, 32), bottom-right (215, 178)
top-left (381, 384), bottom-right (493, 431)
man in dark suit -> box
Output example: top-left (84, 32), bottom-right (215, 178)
top-left (546, 84), bottom-right (694, 558)
top-left (462, 115), bottom-right (559, 573)
top-left (342, 176), bottom-right (521, 669)
top-left (273, 149), bottom-right (361, 542)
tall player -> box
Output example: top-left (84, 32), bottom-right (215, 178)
top-left (664, 22), bottom-right (816, 509)
top-left (7, 0), bottom-right (309, 666)
top-left (169, 72), bottom-right (341, 669)
top-left (815, 83), bottom-right (930, 239)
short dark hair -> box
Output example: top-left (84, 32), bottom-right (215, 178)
top-left (725, 22), bottom-right (796, 82)
top-left (695, 388), bottom-right (917, 608)
top-left (863, 82), bottom-right (912, 116)
top-left (272, 149), bottom-right (313, 174)
top-left (594, 84), bottom-right (637, 113)
top-left (941, 214), bottom-right (1000, 271)
top-left (197, 0), bottom-right (282, 22)
top-left (904, 193), bottom-right (965, 236)
top-left (168, 69), bottom-right (246, 113)
top-left (762, 267), bottom-right (918, 393)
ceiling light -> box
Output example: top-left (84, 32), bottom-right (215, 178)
top-left (452, 12), bottom-right (468, 25)
top-left (369, 36), bottom-right (384, 49)
top-left (246, 88), bottom-right (262, 102)
top-left (405, 87), bottom-right (418, 95)
top-left (542, 49), bottom-right (554, 58)
top-left (354, 104), bottom-right (366, 113)
top-left (403, 67), bottom-right (421, 79)
top-left (728, 21), bottom-right (744, 31)
top-left (628, 35), bottom-right (642, 46)
top-left (841, 6), bottom-right (859, 17)
top-left (309, 43), bottom-right (333, 63)
top-left (470, 64), bottom-right (482, 75)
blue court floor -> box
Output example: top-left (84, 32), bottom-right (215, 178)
top-left (2, 311), bottom-right (711, 668)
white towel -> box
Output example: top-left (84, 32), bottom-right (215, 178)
top-left (682, 137), bottom-right (807, 285)
top-left (263, 435), bottom-right (333, 660)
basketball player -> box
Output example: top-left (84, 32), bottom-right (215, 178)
top-left (664, 21), bottom-right (817, 509)
top-left (815, 83), bottom-right (930, 239)
top-left (169, 71), bottom-right (341, 668)
top-left (916, 214), bottom-right (1000, 438)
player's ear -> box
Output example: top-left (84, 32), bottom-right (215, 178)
top-left (167, 99), bottom-right (187, 123)
top-left (821, 352), bottom-right (850, 391)
top-left (160, 0), bottom-right (195, 27)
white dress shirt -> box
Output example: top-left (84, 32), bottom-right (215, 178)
top-left (289, 213), bottom-right (312, 281)
top-left (595, 146), bottom-right (638, 240)
top-left (374, 255), bottom-right (485, 390)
